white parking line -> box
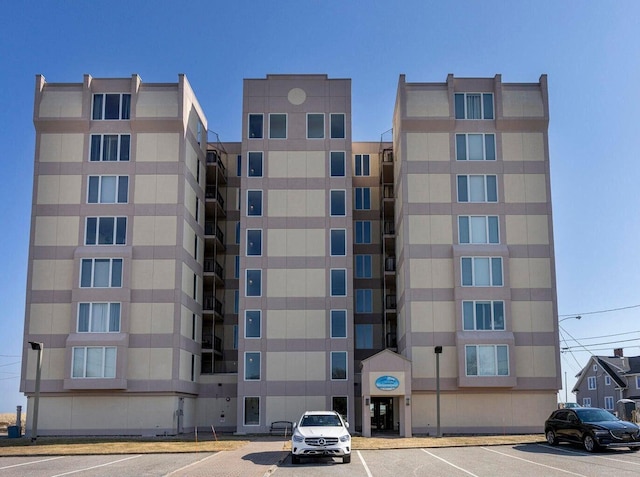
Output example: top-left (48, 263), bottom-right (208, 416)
top-left (165, 452), bottom-right (219, 476)
top-left (50, 454), bottom-right (142, 477)
top-left (538, 443), bottom-right (640, 466)
top-left (421, 449), bottom-right (479, 476)
top-left (482, 447), bottom-right (586, 476)
top-left (0, 456), bottom-right (65, 470)
top-left (356, 450), bottom-right (374, 477)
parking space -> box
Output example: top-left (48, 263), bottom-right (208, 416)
top-left (273, 444), bottom-right (640, 477)
top-left (1, 442), bottom-right (640, 476)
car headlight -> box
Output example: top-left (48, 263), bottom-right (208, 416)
top-left (293, 434), bottom-right (304, 442)
top-left (340, 434), bottom-right (351, 442)
top-left (594, 430), bottom-right (610, 436)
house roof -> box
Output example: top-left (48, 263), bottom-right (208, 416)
top-left (596, 357), bottom-right (627, 388)
top-left (572, 355), bottom-right (636, 392)
top-left (623, 356), bottom-right (640, 375)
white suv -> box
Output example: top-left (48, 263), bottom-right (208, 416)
top-left (291, 410), bottom-right (351, 464)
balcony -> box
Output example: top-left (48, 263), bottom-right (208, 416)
top-left (204, 258), bottom-right (224, 285)
top-left (383, 221), bottom-right (395, 236)
top-left (203, 295), bottom-right (224, 317)
top-left (202, 334), bottom-right (223, 354)
top-left (206, 150), bottom-right (227, 184)
top-left (385, 257), bottom-right (396, 272)
top-left (385, 294), bottom-right (397, 310)
top-left (205, 222), bottom-right (225, 246)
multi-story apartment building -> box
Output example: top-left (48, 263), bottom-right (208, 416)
top-left (21, 72), bottom-right (560, 437)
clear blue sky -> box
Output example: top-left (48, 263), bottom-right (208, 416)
top-left (1, 0), bottom-right (639, 412)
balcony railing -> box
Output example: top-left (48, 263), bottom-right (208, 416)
top-left (203, 295), bottom-right (224, 315)
top-left (384, 221), bottom-right (395, 235)
top-left (383, 185), bottom-right (394, 199)
top-left (205, 186), bottom-right (225, 208)
top-left (207, 150), bottom-right (227, 174)
top-left (204, 258), bottom-right (224, 277)
top-left (204, 222), bottom-right (225, 243)
top-left (385, 294), bottom-right (397, 310)
top-left (385, 257), bottom-right (396, 272)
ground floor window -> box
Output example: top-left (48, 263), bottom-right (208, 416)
top-left (72, 346), bottom-right (116, 378)
top-left (465, 344), bottom-right (508, 376)
top-left (244, 397), bottom-right (260, 426)
top-left (604, 396), bottom-right (614, 410)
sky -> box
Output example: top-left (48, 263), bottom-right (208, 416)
top-left (1, 0), bottom-right (639, 413)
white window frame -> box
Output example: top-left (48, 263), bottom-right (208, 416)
top-left (458, 216), bottom-right (499, 244)
top-left (244, 310), bottom-right (261, 339)
top-left (244, 396), bottom-right (260, 426)
top-left (85, 217), bottom-right (127, 246)
top-left (307, 113), bottom-right (325, 139)
top-left (454, 92), bottom-right (494, 120)
top-left (330, 268), bottom-right (347, 297)
top-left (248, 114), bottom-right (263, 139)
top-left (90, 134), bottom-right (131, 162)
top-left (355, 154), bottom-right (370, 176)
top-left (246, 190), bottom-right (263, 217)
top-left (245, 269), bottom-right (262, 297)
top-left (330, 229), bottom-right (347, 256)
top-left (77, 302), bottom-right (121, 333)
top-left (330, 189), bottom-right (346, 216)
top-left (583, 397), bottom-right (592, 407)
top-left (72, 346), bottom-right (116, 378)
top-left (87, 175), bottom-right (129, 204)
top-left (330, 113), bottom-right (345, 139)
top-left (355, 187), bottom-right (371, 210)
top-left (604, 396), bottom-right (614, 410)
top-left (247, 151), bottom-right (263, 177)
top-left (456, 133), bottom-right (496, 161)
top-left (246, 229), bottom-right (262, 256)
top-left (636, 376), bottom-right (640, 389)
top-left (604, 375), bottom-right (611, 386)
top-left (588, 376), bottom-right (597, 390)
top-left (331, 351), bottom-right (348, 381)
top-left (80, 258), bottom-right (123, 288)
top-left (462, 301), bottom-right (505, 331)
top-left (244, 352), bottom-right (261, 381)
top-left (268, 113), bottom-right (287, 139)
top-left (330, 310), bottom-right (347, 338)
top-left (457, 174), bottom-right (498, 203)
top-left (330, 151), bottom-right (346, 177)
top-left (92, 93), bottom-right (131, 120)
top-left (465, 344), bottom-right (509, 376)
top-left (461, 257), bottom-right (503, 287)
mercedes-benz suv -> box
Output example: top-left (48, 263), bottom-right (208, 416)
top-left (291, 410), bottom-right (351, 464)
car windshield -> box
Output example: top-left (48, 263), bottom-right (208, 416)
top-left (300, 414), bottom-right (342, 427)
top-left (576, 408), bottom-right (618, 423)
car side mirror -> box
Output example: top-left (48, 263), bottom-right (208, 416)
top-left (293, 422), bottom-right (297, 429)
top-left (345, 422), bottom-right (349, 428)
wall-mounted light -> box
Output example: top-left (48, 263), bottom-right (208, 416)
top-left (365, 397), bottom-right (370, 406)
top-left (405, 397), bottom-right (411, 406)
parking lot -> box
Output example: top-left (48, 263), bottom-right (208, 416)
top-left (1, 442), bottom-right (640, 477)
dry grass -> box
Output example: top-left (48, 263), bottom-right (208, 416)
top-left (0, 412), bottom-right (26, 431)
top-left (0, 434), bottom-right (543, 457)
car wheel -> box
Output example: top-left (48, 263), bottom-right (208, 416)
top-left (545, 429), bottom-right (558, 446)
top-left (291, 454), bottom-right (300, 465)
top-left (343, 454), bottom-right (351, 464)
top-left (629, 447), bottom-right (640, 452)
top-left (583, 434), bottom-right (598, 453)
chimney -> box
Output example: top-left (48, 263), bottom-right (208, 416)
top-left (614, 348), bottom-right (624, 357)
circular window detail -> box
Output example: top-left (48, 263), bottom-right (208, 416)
top-left (288, 88), bottom-right (307, 105)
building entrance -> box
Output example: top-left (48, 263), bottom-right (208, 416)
top-left (370, 397), bottom-right (396, 433)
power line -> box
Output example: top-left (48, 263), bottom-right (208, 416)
top-left (559, 303), bottom-right (640, 317)
top-left (562, 330), bottom-right (640, 343)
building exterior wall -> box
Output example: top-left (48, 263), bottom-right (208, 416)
top-left (22, 72), bottom-right (560, 436)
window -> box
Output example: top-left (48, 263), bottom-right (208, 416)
top-left (233, 324), bottom-right (238, 349)
top-left (246, 269), bottom-right (261, 296)
top-left (588, 376), bottom-right (597, 390)
top-left (355, 154), bottom-right (370, 176)
top-left (80, 258), bottom-right (123, 288)
top-left (78, 303), bottom-right (120, 332)
top-left (90, 134), bottom-right (130, 162)
top-left (248, 152), bottom-right (263, 177)
top-left (355, 289), bottom-right (373, 313)
top-left (234, 255), bottom-right (240, 279)
top-left (456, 134), bottom-right (496, 161)
top-left (458, 216), bottom-right (499, 244)
top-left (331, 351), bottom-right (348, 380)
top-left (235, 222), bottom-right (241, 245)
top-left (465, 345), bottom-right (508, 376)
top-left (330, 310), bottom-right (347, 338)
top-left (246, 229), bottom-right (262, 256)
top-left (244, 352), bottom-right (260, 380)
top-left (88, 176), bottom-right (129, 204)
top-left (72, 346), bottom-right (116, 378)
top-left (330, 151), bottom-right (345, 177)
top-left (593, 364), bottom-right (598, 371)
top-left (355, 255), bottom-right (372, 278)
top-left (330, 114), bottom-right (345, 139)
top-left (332, 396), bottom-right (348, 420)
top-left (247, 190), bottom-right (263, 216)
top-left (355, 221), bottom-right (372, 244)
top-left (92, 93), bottom-right (131, 120)
top-left (244, 396), bottom-right (260, 426)
top-left (307, 113), bottom-right (324, 138)
top-left (582, 397), bottom-right (592, 407)
top-left (245, 310), bottom-right (261, 338)
top-left (269, 113), bottom-right (286, 139)
top-left (355, 324), bottom-right (373, 349)
top-left (604, 375), bottom-right (611, 386)
top-left (85, 217), bottom-right (127, 245)
top-left (330, 190), bottom-right (346, 216)
top-left (248, 114), bottom-right (263, 139)
top-left (463, 301), bottom-right (505, 330)
top-left (636, 376), bottom-right (640, 389)
top-left (234, 290), bottom-right (239, 314)
top-left (236, 154), bottom-right (242, 176)
top-left (454, 93), bottom-right (494, 120)
top-left (331, 269), bottom-right (347, 296)
top-left (604, 396), bottom-right (614, 410)
top-left (330, 229), bottom-right (346, 256)
top-left (461, 257), bottom-right (503, 286)
top-left (355, 187), bottom-right (371, 210)
top-left (457, 175), bottom-right (497, 202)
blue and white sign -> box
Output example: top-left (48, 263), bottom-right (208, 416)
top-left (375, 375), bottom-right (400, 391)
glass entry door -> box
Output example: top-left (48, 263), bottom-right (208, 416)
top-left (370, 397), bottom-right (395, 433)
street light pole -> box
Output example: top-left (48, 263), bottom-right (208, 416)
top-left (559, 316), bottom-right (580, 404)
top-left (28, 341), bottom-right (43, 444)
top-left (434, 346), bottom-right (442, 438)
